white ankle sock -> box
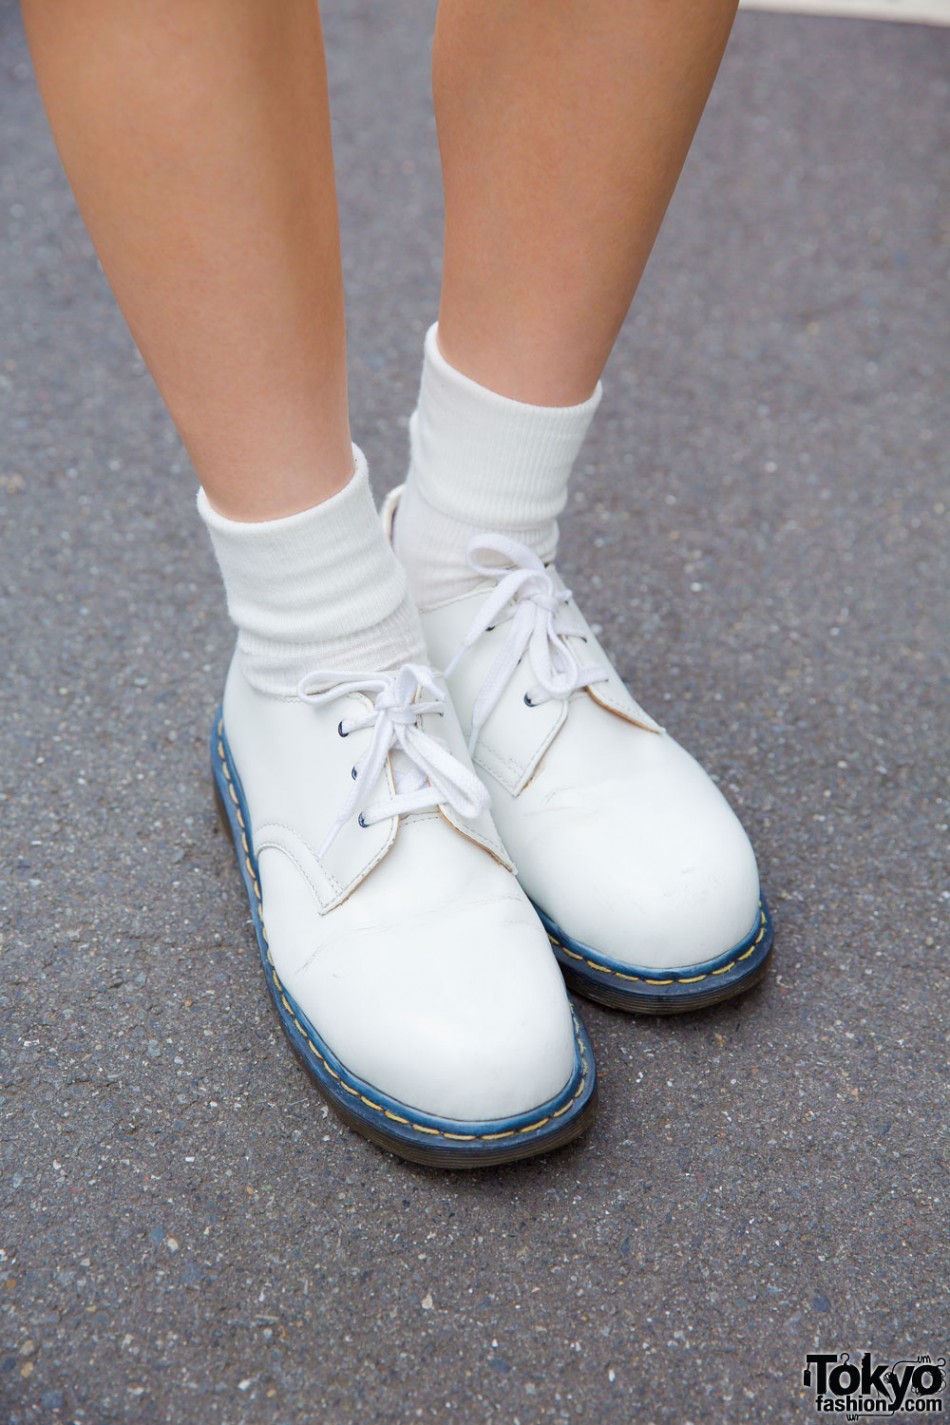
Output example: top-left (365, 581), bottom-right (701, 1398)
top-left (198, 444), bottom-right (426, 697)
top-left (393, 322), bottom-right (603, 610)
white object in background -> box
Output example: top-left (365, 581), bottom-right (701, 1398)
top-left (740, 0), bottom-right (950, 24)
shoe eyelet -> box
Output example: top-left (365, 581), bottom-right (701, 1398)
top-left (351, 766), bottom-right (358, 780)
top-left (523, 692), bottom-right (534, 708)
top-left (357, 813), bottom-right (368, 828)
top-left (337, 720), bottom-right (349, 738)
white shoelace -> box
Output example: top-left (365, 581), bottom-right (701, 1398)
top-left (297, 663), bottom-right (489, 857)
top-left (444, 534), bottom-right (608, 753)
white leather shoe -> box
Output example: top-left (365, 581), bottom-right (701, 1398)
top-left (210, 651), bottom-right (596, 1165)
top-left (383, 489), bottom-right (773, 1013)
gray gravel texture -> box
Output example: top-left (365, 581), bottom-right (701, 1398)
top-left (1, 2), bottom-right (947, 1422)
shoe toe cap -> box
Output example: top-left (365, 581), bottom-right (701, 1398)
top-left (511, 731), bottom-right (762, 972)
top-left (261, 826), bottom-right (579, 1123)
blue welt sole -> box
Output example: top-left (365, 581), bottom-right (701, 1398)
top-left (537, 898), bottom-right (774, 1014)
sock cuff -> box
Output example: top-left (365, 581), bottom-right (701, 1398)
top-left (198, 443), bottom-right (425, 693)
top-left (197, 443), bottom-right (366, 561)
top-left (409, 321), bottom-right (602, 528)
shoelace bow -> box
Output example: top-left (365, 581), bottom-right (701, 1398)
top-left (445, 533), bottom-right (608, 753)
top-left (297, 662), bottom-right (489, 857)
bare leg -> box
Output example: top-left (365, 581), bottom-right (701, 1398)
top-left (21, 0), bottom-right (351, 519)
top-left (19, 1), bottom-right (579, 1171)
top-left (402, 3), bottom-right (770, 1021)
top-left (433, 0), bottom-right (738, 404)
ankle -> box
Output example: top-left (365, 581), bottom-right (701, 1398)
top-left (394, 322), bottom-right (601, 609)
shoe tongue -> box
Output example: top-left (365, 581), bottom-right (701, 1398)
top-left (390, 746), bottom-right (426, 797)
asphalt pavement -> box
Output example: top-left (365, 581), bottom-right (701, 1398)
top-left (1, 2), bottom-right (947, 1421)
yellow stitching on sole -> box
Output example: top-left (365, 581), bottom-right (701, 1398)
top-left (550, 902), bottom-right (768, 989)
